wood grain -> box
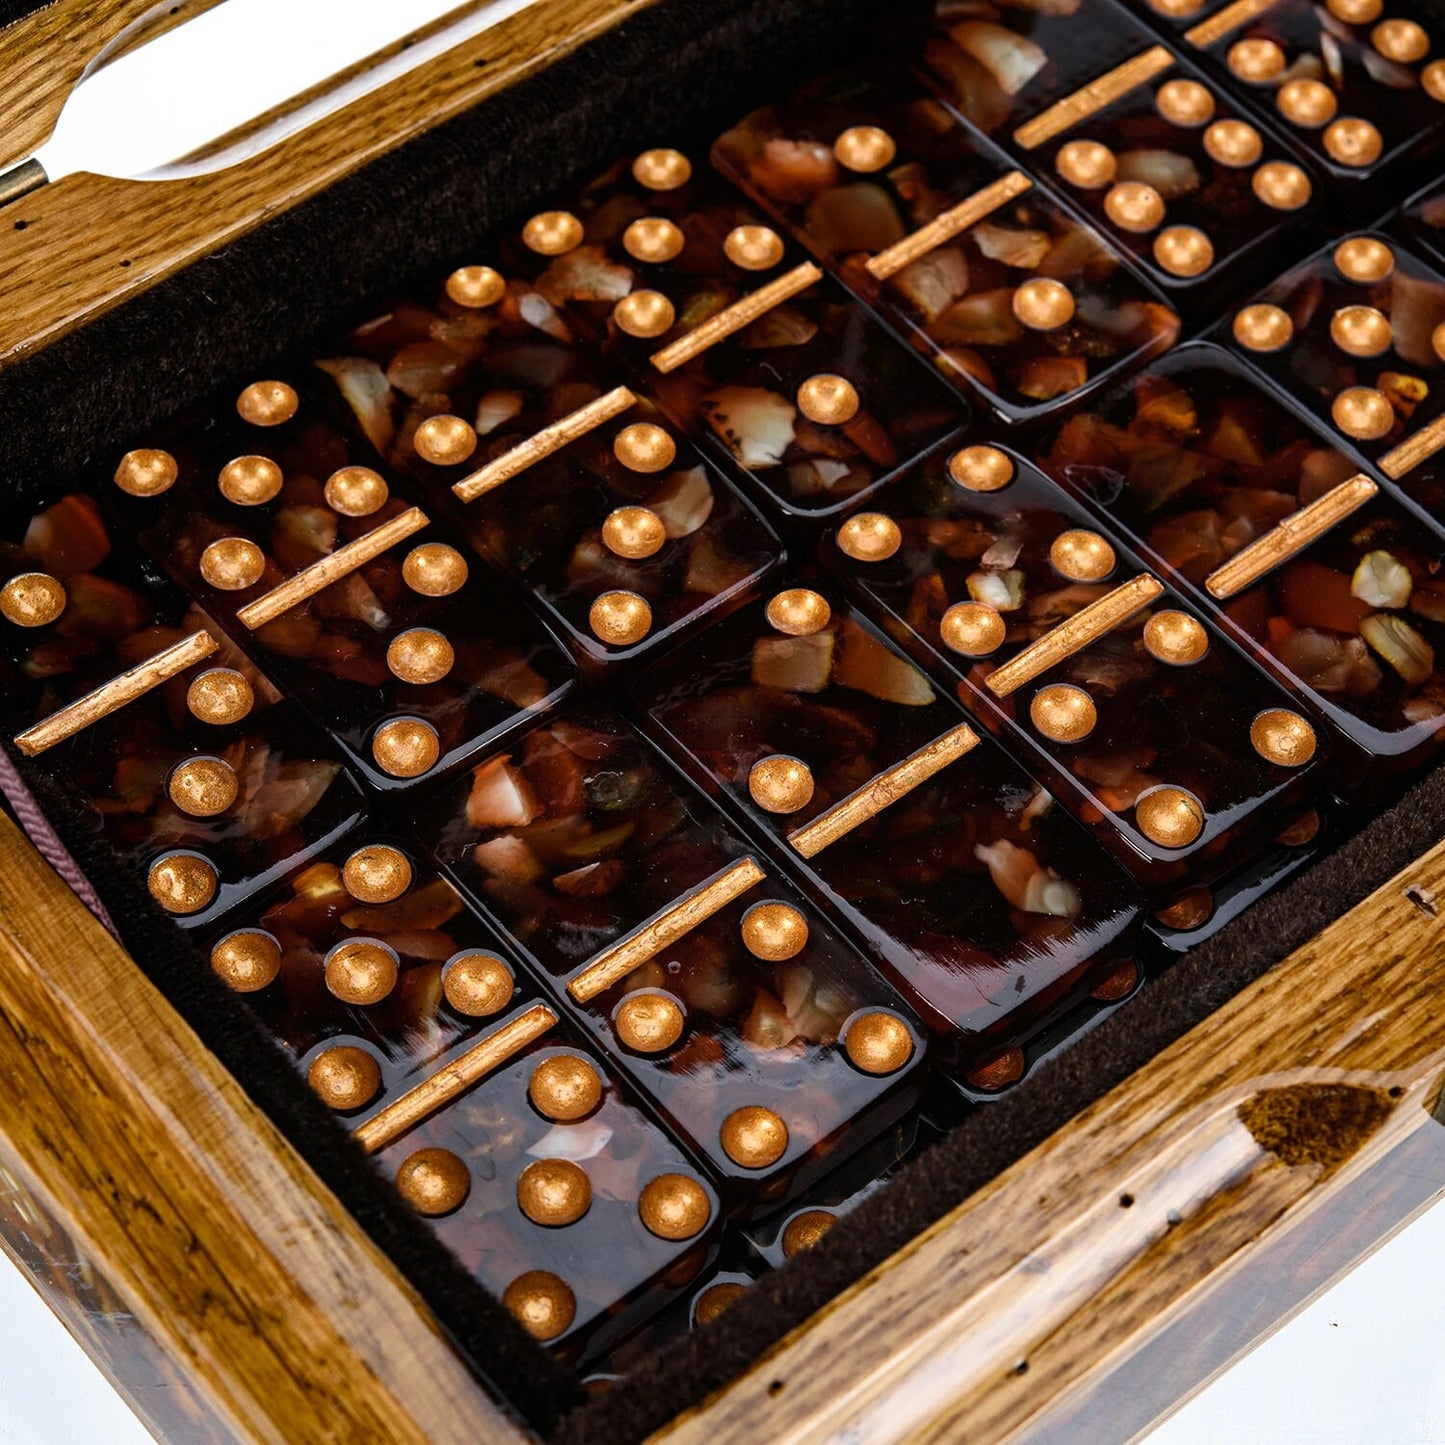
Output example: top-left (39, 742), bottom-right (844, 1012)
top-left (0, 0), bottom-right (658, 367)
top-left (0, 809), bottom-right (530, 1445)
top-left (659, 836), bottom-right (1445, 1445)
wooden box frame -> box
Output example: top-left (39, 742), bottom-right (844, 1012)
top-left (0, 2), bottom-right (1442, 1440)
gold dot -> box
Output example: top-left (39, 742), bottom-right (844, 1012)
top-left (342, 844), bottom-right (413, 904)
top-left (387, 628), bottom-right (455, 685)
top-left (1373, 18), bottom-right (1429, 62)
top-left (371, 717), bottom-right (441, 778)
top-left (1276, 78), bottom-right (1337, 128)
top-left (720, 1105), bottom-right (789, 1169)
top-left (797, 373), bottom-right (860, 425)
top-left (589, 590), bottom-right (653, 647)
top-left (749, 755), bottom-right (815, 814)
top-left (0, 572), bottom-right (65, 627)
top-left (1030, 683), bottom-right (1098, 743)
top-left (1277, 809), bottom-right (1322, 846)
top-left (613, 422), bottom-right (677, 473)
top-left (1228, 37), bottom-right (1285, 82)
top-left (614, 991), bottom-right (686, 1052)
top-left (443, 951), bottom-right (514, 1016)
top-left (695, 1281), bottom-right (746, 1324)
top-left (639, 1174), bottom-right (712, 1240)
top-left (1154, 225), bottom-right (1214, 278)
top-left (148, 852), bottom-right (218, 915)
top-left (167, 756), bottom-right (238, 817)
top-left (949, 445), bottom-right (1014, 492)
top-left (1091, 958), bottom-right (1140, 1001)
top-left (766, 588), bottom-right (831, 636)
top-left (1324, 117), bottom-right (1383, 169)
top-left (529, 1055), bottom-right (603, 1121)
top-left (219, 455), bottom-right (283, 506)
top-left (1250, 708), bottom-right (1317, 767)
top-left (445, 265), bottom-right (505, 308)
top-left (724, 225), bottom-right (784, 270)
top-left (414, 415), bottom-right (477, 466)
top-left (1143, 610), bottom-right (1209, 665)
top-left (1335, 236), bottom-right (1394, 282)
top-left (1203, 118), bottom-right (1263, 168)
top-left (1156, 79), bottom-right (1215, 127)
top-left (633, 148), bottom-right (693, 190)
top-left (601, 506), bottom-right (666, 559)
top-left (1233, 303), bottom-right (1294, 352)
top-left (623, 217), bottom-right (685, 264)
top-left (199, 537), bottom-right (265, 591)
top-left (740, 901), bottom-right (809, 961)
top-left (308, 1045), bottom-right (381, 1111)
top-left (1424, 60), bottom-right (1445, 103)
top-left (402, 543), bottom-right (468, 596)
top-left (324, 465), bottom-right (388, 517)
top-left (503, 1271), bottom-right (575, 1341)
top-left (941, 601), bottom-right (1005, 656)
top-left (522, 210), bottom-right (583, 255)
top-left (1331, 305), bottom-right (1392, 358)
top-left (210, 929), bottom-right (281, 992)
top-left (237, 381), bottom-right (298, 427)
top-left (324, 939), bottom-right (399, 1006)
top-left (1327, 0), bottom-right (1380, 19)
top-left (613, 289), bottom-right (676, 338)
top-left (1135, 785), bottom-right (1205, 848)
top-left (1252, 161), bottom-right (1312, 211)
top-left (1055, 139), bottom-right (1116, 188)
top-left (844, 1011), bottom-right (915, 1074)
top-left (1150, 0), bottom-right (1203, 13)
top-left (1050, 529), bottom-right (1115, 581)
top-left (186, 668), bottom-right (253, 725)
top-left (397, 1148), bottom-right (470, 1216)
top-left (517, 1158), bottom-right (592, 1227)
top-left (837, 512), bottom-right (901, 562)
top-left (966, 1047), bottom-right (1025, 1091)
top-left (1104, 181), bottom-right (1165, 233)
top-left (114, 448), bottom-right (178, 497)
top-left (782, 1209), bottom-right (836, 1258)
top-left (1012, 277), bottom-right (1076, 330)
top-left (834, 126), bottom-right (896, 174)
top-left (1332, 386), bottom-right (1394, 439)
top-left (1433, 322), bottom-right (1445, 363)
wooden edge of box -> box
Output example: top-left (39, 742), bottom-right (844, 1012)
top-left (0, 808), bottom-right (533, 1445)
top-left (660, 834), bottom-right (1445, 1444)
top-left (0, 0), bottom-right (656, 367)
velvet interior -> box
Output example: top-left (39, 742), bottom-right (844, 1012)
top-left (2, 0), bottom-right (1444, 1441)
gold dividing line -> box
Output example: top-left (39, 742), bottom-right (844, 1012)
top-left (1014, 45), bottom-right (1176, 149)
top-left (789, 724), bottom-right (980, 860)
top-left (356, 1002), bottom-right (558, 1154)
top-left (568, 857), bottom-right (766, 1002)
top-left (1205, 475), bottom-right (1377, 600)
top-left (1185, 0), bottom-right (1283, 46)
top-left (15, 630), bottom-right (218, 757)
top-left (650, 263), bottom-right (823, 374)
top-left (236, 506), bottom-right (429, 630)
top-left (866, 172), bottom-right (1034, 281)
top-left (985, 575), bottom-right (1164, 698)
top-left (1381, 416), bottom-right (1445, 479)
top-left (452, 385), bottom-right (637, 502)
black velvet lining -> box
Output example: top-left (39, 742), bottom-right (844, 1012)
top-left (5, 0), bottom-right (1445, 1441)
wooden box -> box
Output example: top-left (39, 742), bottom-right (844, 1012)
top-left (0, 2), bottom-right (1442, 1441)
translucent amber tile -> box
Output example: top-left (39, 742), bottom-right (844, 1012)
top-left (632, 596), bottom-right (1144, 1071)
top-left (822, 444), bottom-right (1324, 893)
top-left (421, 707), bottom-right (927, 1213)
top-left (1041, 342), bottom-right (1445, 781)
top-left (501, 158), bottom-right (966, 517)
top-left (712, 67), bottom-right (1179, 420)
top-left (1, 493), bottom-right (362, 927)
